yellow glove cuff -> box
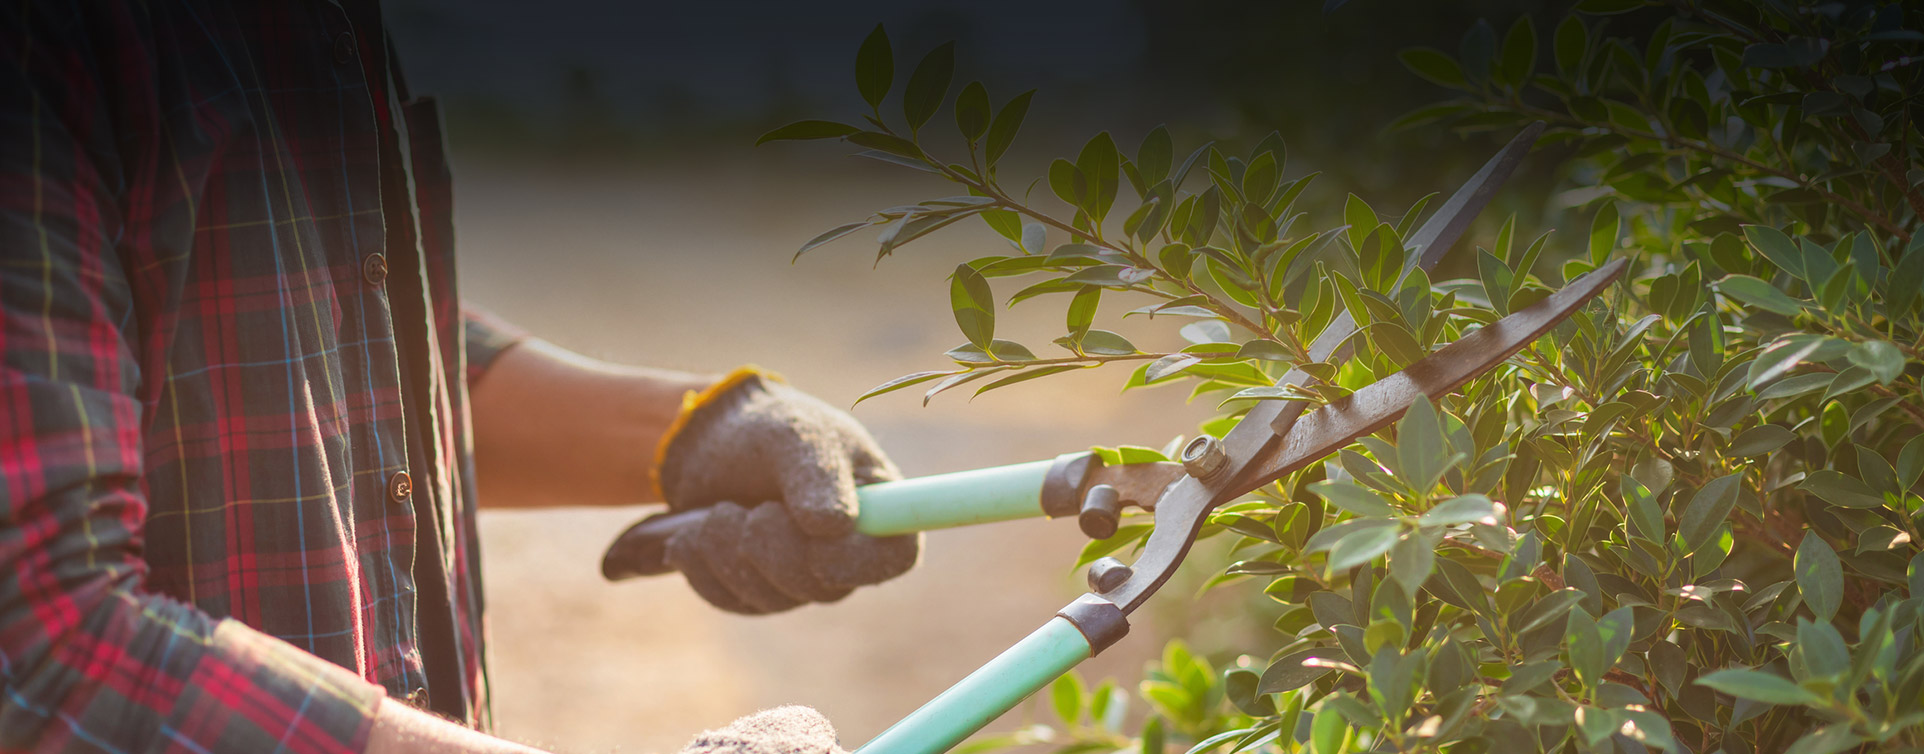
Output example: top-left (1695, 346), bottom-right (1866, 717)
top-left (650, 365), bottom-right (784, 500)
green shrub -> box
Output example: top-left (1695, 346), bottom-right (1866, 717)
top-left (765, 3), bottom-right (1923, 752)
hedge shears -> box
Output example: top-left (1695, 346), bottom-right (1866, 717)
top-left (602, 123), bottom-right (1627, 754)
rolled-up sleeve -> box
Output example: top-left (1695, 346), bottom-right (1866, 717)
top-left (0, 5), bottom-right (384, 752)
top-left (462, 306), bottom-right (528, 389)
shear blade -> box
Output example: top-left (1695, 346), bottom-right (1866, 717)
top-left (1098, 257), bottom-right (1626, 613)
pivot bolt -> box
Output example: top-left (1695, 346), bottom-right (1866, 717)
top-left (1078, 484), bottom-right (1122, 540)
top-left (1087, 557), bottom-right (1133, 593)
top-left (1181, 435), bottom-right (1228, 481)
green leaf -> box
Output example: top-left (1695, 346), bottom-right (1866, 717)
top-left (855, 24), bottom-right (893, 110)
top-left (1796, 618), bottom-right (1849, 679)
top-left (1587, 202), bottom-right (1619, 264)
top-left (1223, 668), bottom-right (1273, 717)
top-left (1076, 132), bottom-right (1121, 222)
top-left (954, 81), bottom-right (990, 142)
top-left (1729, 424), bottom-right (1793, 456)
top-left (1343, 195), bottom-right (1378, 253)
top-left (792, 221), bottom-right (872, 261)
top-left (1498, 16), bottom-right (1537, 87)
top-left (1327, 522), bottom-right (1402, 571)
top-left (847, 131), bottom-right (924, 160)
top-left (1079, 330), bottom-right (1136, 356)
top-left (1847, 340), bottom-right (1905, 384)
top-left (1566, 608), bottom-right (1604, 688)
top-left (983, 90), bottom-right (1034, 168)
top-left (1261, 647), bottom-right (1344, 693)
top-left (1242, 151), bottom-right (1278, 206)
top-left (1719, 274), bottom-right (1805, 316)
top-left (974, 365), bottom-right (1085, 397)
top-left (1478, 249), bottom-right (1514, 316)
top-left (902, 42), bottom-right (955, 132)
top-left (1066, 286), bottom-right (1100, 342)
top-left (1795, 532), bottom-right (1843, 621)
top-left (854, 369), bottom-right (959, 406)
top-left (756, 120), bottom-right (859, 146)
top-left (1899, 435), bottom-right (1924, 491)
top-left (1419, 494), bottom-right (1497, 526)
top-left (1799, 470), bottom-right (1884, 509)
top-left (1137, 126), bottom-right (1172, 186)
top-left (1748, 334), bottom-right (1846, 388)
top-left (1051, 672), bottom-right (1084, 726)
top-left (1554, 15), bottom-right (1589, 75)
top-left (1516, 589), bottom-right (1586, 634)
top-left (1396, 395), bottom-right (1449, 495)
top-left (1695, 668), bottom-right (1824, 706)
top-left (1390, 532), bottom-right (1435, 597)
top-left (1310, 481), bottom-right (1397, 517)
top-left (1679, 473), bottom-right (1742, 555)
top-left (1782, 726), bottom-right (1868, 754)
top-left (1743, 225), bottom-right (1806, 279)
top-left (1400, 47), bottom-right (1466, 87)
top-left (1146, 354), bottom-right (1201, 383)
top-left (949, 263), bottom-right (995, 349)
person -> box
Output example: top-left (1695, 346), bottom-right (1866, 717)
top-left (0, 2), bottom-right (914, 752)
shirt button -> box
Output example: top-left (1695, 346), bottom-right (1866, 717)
top-left (333, 32), bottom-right (356, 66)
top-left (403, 687), bottom-right (428, 708)
top-left (362, 253), bottom-right (388, 286)
top-left (388, 470), bottom-right (413, 504)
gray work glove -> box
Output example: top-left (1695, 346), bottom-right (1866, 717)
top-left (677, 706), bottom-right (845, 754)
top-left (654, 369), bottom-right (921, 614)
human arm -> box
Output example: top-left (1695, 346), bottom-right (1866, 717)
top-left (366, 698), bottom-right (548, 754)
top-left (467, 337), bottom-right (712, 509)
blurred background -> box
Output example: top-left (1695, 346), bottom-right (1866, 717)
top-left (387, 0), bottom-right (1571, 750)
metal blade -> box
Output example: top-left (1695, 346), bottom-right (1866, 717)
top-left (1099, 257), bottom-right (1625, 614)
top-left (1204, 122), bottom-right (1546, 502)
top-left (1239, 257), bottom-right (1627, 487)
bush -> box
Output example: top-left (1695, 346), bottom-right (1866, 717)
top-left (764, 3), bottom-right (1923, 752)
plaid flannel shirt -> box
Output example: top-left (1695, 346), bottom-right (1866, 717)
top-left (0, 1), bottom-right (525, 750)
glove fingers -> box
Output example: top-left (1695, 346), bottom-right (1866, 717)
top-left (671, 502), bottom-right (805, 615)
top-left (743, 503), bottom-right (855, 604)
top-left (774, 446), bottom-right (861, 539)
top-left (665, 527), bottom-right (758, 615)
top-left (807, 531), bottom-right (923, 592)
top-left (850, 442), bottom-right (902, 485)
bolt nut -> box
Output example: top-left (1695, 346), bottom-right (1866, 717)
top-left (1087, 557), bottom-right (1133, 593)
top-left (1181, 435), bottom-right (1228, 481)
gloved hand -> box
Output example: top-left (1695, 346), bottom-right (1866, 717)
top-left (651, 368), bottom-right (920, 614)
top-left (677, 706), bottom-right (845, 754)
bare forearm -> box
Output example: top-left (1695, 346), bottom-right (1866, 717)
top-left (470, 338), bottom-right (713, 508)
top-left (367, 697), bottom-right (549, 754)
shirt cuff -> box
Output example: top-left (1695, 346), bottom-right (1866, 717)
top-left (160, 619), bottom-right (386, 754)
top-left (463, 306), bottom-right (528, 388)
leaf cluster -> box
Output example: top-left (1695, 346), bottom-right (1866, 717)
top-left (759, 5), bottom-right (1924, 753)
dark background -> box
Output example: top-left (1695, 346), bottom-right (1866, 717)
top-left (388, 0), bottom-right (1570, 207)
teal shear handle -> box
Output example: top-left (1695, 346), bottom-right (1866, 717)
top-left (601, 457), bottom-right (1083, 579)
top-left (855, 611), bottom-right (1107, 754)
top-left (843, 459), bottom-right (1058, 535)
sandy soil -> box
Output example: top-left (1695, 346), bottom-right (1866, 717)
top-left (455, 153), bottom-right (1220, 752)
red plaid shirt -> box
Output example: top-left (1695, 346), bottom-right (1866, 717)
top-left (0, 1), bottom-right (524, 751)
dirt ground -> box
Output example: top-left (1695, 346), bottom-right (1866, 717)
top-left (455, 153), bottom-right (1218, 752)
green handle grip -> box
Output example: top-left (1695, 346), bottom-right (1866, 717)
top-left (854, 615), bottom-right (1093, 754)
top-left (602, 459), bottom-right (1056, 579)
